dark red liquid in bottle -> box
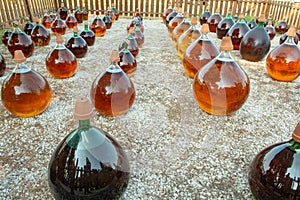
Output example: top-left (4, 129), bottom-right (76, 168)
top-left (2, 27), bottom-right (12, 46)
top-left (227, 20), bottom-right (250, 50)
top-left (216, 15), bottom-right (234, 39)
top-left (207, 12), bottom-right (222, 33)
top-left (82, 8), bottom-right (89, 20)
top-left (90, 11), bottom-right (107, 37)
top-left (51, 15), bottom-right (67, 35)
top-left (103, 14), bottom-right (112, 29)
top-left (58, 7), bottom-right (68, 20)
top-left (265, 24), bottom-right (276, 40)
top-left (66, 34), bottom-right (88, 58)
top-left (80, 24), bottom-right (95, 46)
top-left (23, 21), bottom-right (34, 35)
top-left (119, 50), bottom-right (137, 76)
top-left (31, 23), bottom-right (51, 46)
top-left (275, 20), bottom-right (289, 34)
top-left (0, 53), bottom-right (6, 76)
top-left (200, 10), bottom-right (211, 25)
top-left (66, 14), bottom-right (78, 29)
top-left (75, 8), bottom-right (83, 23)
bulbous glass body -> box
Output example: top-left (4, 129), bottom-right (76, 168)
top-left (249, 139), bottom-right (300, 200)
top-left (80, 25), bottom-right (95, 46)
top-left (58, 6), bottom-right (68, 20)
top-left (23, 21), bottom-right (34, 35)
top-left (66, 34), bottom-right (88, 58)
top-left (48, 120), bottom-right (130, 199)
top-left (183, 34), bottom-right (220, 78)
top-left (8, 25), bottom-right (34, 58)
top-left (103, 14), bottom-right (112, 29)
top-left (90, 63), bottom-right (135, 116)
top-left (207, 13), bottom-right (222, 33)
top-left (0, 53), bottom-right (6, 76)
top-left (275, 20), bottom-right (289, 34)
top-left (119, 49), bottom-right (137, 76)
top-left (247, 19), bottom-right (257, 29)
top-left (119, 36), bottom-right (139, 58)
top-left (177, 25), bottom-right (201, 59)
top-left (42, 13), bottom-right (53, 29)
top-left (279, 33), bottom-right (298, 45)
top-left (82, 8), bottom-right (89, 20)
top-left (166, 10), bottom-right (178, 27)
top-left (90, 15), bottom-right (106, 37)
top-left (51, 16), bottom-right (67, 35)
top-left (66, 14), bottom-right (78, 29)
top-left (216, 15), bottom-right (235, 39)
top-left (193, 51), bottom-right (250, 115)
top-left (200, 10), bottom-right (211, 25)
top-left (134, 26), bottom-right (144, 48)
top-left (227, 19), bottom-right (250, 50)
top-left (162, 6), bottom-right (173, 24)
top-left (168, 13), bottom-right (184, 37)
top-left (266, 37), bottom-right (300, 82)
top-left (240, 22), bottom-right (271, 62)
top-left (2, 28), bottom-right (12, 46)
top-left (111, 6), bottom-right (119, 20)
top-left (172, 19), bottom-right (191, 47)
top-left (265, 24), bottom-right (276, 40)
top-left (46, 43), bottom-right (77, 78)
top-left (127, 18), bottom-right (144, 33)
top-left (75, 9), bottom-right (83, 23)
top-left (1, 63), bottom-right (52, 117)
top-left (31, 23), bottom-right (51, 46)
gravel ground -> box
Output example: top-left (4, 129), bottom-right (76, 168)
top-left (0, 18), bottom-right (299, 199)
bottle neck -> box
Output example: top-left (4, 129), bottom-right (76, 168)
top-left (200, 32), bottom-right (209, 40)
top-left (84, 24), bottom-right (88, 30)
top-left (285, 35), bottom-right (296, 45)
top-left (73, 31), bottom-right (78, 37)
top-left (226, 13), bottom-right (232, 19)
top-left (219, 50), bottom-right (233, 61)
top-left (258, 21), bottom-right (264, 27)
top-left (78, 119), bottom-right (91, 129)
top-left (289, 139), bottom-right (300, 151)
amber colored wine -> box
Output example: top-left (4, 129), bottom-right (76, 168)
top-left (162, 4), bottom-right (173, 24)
top-left (23, 20), bottom-right (34, 35)
top-left (82, 8), bottom-right (89, 20)
top-left (199, 10), bottom-right (211, 25)
top-left (80, 23), bottom-right (95, 46)
top-left (207, 9), bottom-right (222, 33)
top-left (111, 4), bottom-right (119, 21)
top-left (227, 15), bottom-right (250, 50)
top-left (103, 12), bottom-right (112, 29)
top-left (90, 11), bottom-right (106, 37)
top-left (66, 12), bottom-right (78, 29)
top-left (168, 10), bottom-right (184, 37)
top-left (216, 11), bottom-right (234, 39)
top-left (42, 13), bottom-right (53, 29)
top-left (74, 7), bottom-right (83, 23)
top-left (119, 49), bottom-right (137, 76)
top-left (275, 20), bottom-right (289, 34)
top-left (31, 20), bottom-right (51, 46)
top-left (65, 33), bottom-right (88, 58)
top-left (51, 15), bottom-right (67, 35)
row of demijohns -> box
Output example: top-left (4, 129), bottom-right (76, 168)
top-left (164, 4), bottom-right (300, 200)
top-left (0, 3), bottom-right (145, 199)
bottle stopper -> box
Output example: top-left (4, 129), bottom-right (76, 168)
top-left (73, 26), bottom-right (78, 33)
top-left (25, 17), bottom-right (30, 21)
top-left (33, 16), bottom-right (39, 23)
top-left (178, 7), bottom-right (183, 13)
top-left (215, 8), bottom-right (220, 13)
top-left (228, 9), bottom-right (232, 14)
top-left (61, 2), bottom-right (64, 7)
top-left (259, 13), bottom-right (266, 22)
top-left (268, 20), bottom-right (273, 26)
top-left (112, 3), bottom-right (115, 6)
top-left (201, 23), bottom-right (210, 33)
top-left (184, 12), bottom-right (189, 18)
top-left (205, 6), bottom-right (210, 11)
top-left (110, 50), bottom-right (121, 63)
top-left (56, 34), bottom-right (64, 43)
top-left (5, 23), bottom-right (11, 29)
top-left (219, 36), bottom-right (233, 51)
top-left (191, 16), bottom-right (197, 25)
top-left (292, 122), bottom-right (300, 142)
top-left (173, 6), bottom-right (178, 11)
top-left (14, 50), bottom-right (26, 63)
top-left (74, 97), bottom-right (94, 120)
top-left (238, 13), bottom-right (245, 19)
top-left (287, 26), bottom-right (296, 37)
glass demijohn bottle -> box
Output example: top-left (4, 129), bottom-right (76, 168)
top-left (31, 17), bottom-right (51, 46)
top-left (1, 50), bottom-right (52, 117)
top-left (172, 12), bottom-right (191, 47)
top-left (166, 6), bottom-right (178, 27)
top-left (199, 6), bottom-right (211, 25)
top-left (103, 11), bottom-right (112, 29)
top-left (266, 26), bottom-right (300, 82)
top-left (207, 8), bottom-right (222, 33)
top-left (216, 9), bottom-right (235, 39)
top-left (66, 26), bottom-right (88, 58)
top-left (82, 6), bottom-right (89, 21)
top-left (275, 19), bottom-right (289, 34)
top-left (66, 10), bottom-right (78, 29)
top-left (249, 122), bottom-right (300, 200)
top-left (23, 17), bottom-right (34, 35)
top-left (265, 21), bottom-right (276, 40)
top-left (46, 34), bottom-right (77, 79)
top-left (80, 22), bottom-right (95, 46)
top-left (168, 7), bottom-right (184, 37)
top-left (51, 14), bottom-right (67, 35)
top-left (183, 23), bottom-right (220, 78)
top-left (193, 37), bottom-right (250, 116)
top-left (119, 28), bottom-right (139, 58)
top-left (58, 2), bottom-right (68, 20)
top-left (162, 3), bottom-right (173, 24)
top-left (0, 53), bottom-right (6, 76)
top-left (118, 40), bottom-right (137, 76)
top-left (90, 50), bottom-right (135, 117)
top-left (42, 10), bottom-right (53, 29)
top-left (74, 6), bottom-right (83, 23)
top-left (48, 97), bottom-right (130, 199)
top-left (111, 3), bottom-right (119, 20)
top-left (90, 10), bottom-right (106, 37)
top-left (279, 32), bottom-right (298, 45)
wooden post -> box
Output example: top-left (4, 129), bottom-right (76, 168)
top-left (24, 0), bottom-right (33, 21)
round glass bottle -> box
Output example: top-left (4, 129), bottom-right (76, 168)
top-left (183, 23), bottom-right (220, 78)
top-left (119, 28), bottom-right (139, 58)
top-left (168, 7), bottom-right (184, 37)
top-left (80, 22), bottom-right (95, 46)
top-left (266, 26), bottom-right (300, 82)
top-left (193, 37), bottom-right (250, 116)
top-left (111, 3), bottom-right (119, 20)
top-left (227, 13), bottom-right (250, 50)
top-left (166, 6), bottom-right (178, 27)
top-left (74, 6), bottom-right (83, 23)
top-left (57, 2), bottom-right (68, 20)
top-left (107, 7), bottom-right (116, 23)
top-left (1, 50), bottom-right (52, 117)
top-left (2, 23), bottom-right (12, 46)
top-left (0, 53), bottom-right (6, 76)
top-left (162, 3), bottom-right (173, 24)
top-left (103, 11), bottom-right (112, 29)
top-left (240, 14), bottom-right (271, 62)
top-left (31, 17), bottom-right (51, 46)
top-left (90, 10), bottom-right (106, 37)
top-left (82, 6), bottom-right (89, 21)
top-left (8, 22), bottom-right (34, 58)
top-left (42, 10), bottom-right (53, 29)
top-left (207, 8), bottom-right (222, 33)
top-left (247, 17), bottom-right (257, 29)
top-left (118, 40), bottom-right (137, 76)
top-left (199, 6), bottom-right (211, 25)
top-left (127, 17), bottom-right (144, 33)
top-left (279, 32), bottom-right (298, 45)
top-left (134, 25), bottom-right (144, 48)
top-left (48, 97), bottom-right (130, 199)
top-left (46, 34), bottom-right (77, 79)
top-left (265, 21), bottom-right (276, 40)
top-left (216, 9), bottom-right (234, 39)
top-left (23, 17), bottom-right (34, 35)
top-left (172, 12), bottom-right (191, 47)
top-left (51, 14), bottom-right (67, 35)
top-left (177, 17), bottom-right (201, 59)
top-left (66, 10), bottom-right (78, 29)
top-left (90, 50), bottom-right (135, 117)
top-left (249, 122), bottom-right (300, 200)
top-left (66, 26), bottom-right (88, 58)
top-left (275, 19), bottom-right (289, 34)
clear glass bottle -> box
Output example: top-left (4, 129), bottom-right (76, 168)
top-left (23, 17), bottom-right (34, 35)
top-left (275, 19), bottom-right (289, 34)
top-left (57, 2), bottom-right (68, 20)
top-left (134, 25), bottom-right (144, 48)
top-left (266, 26), bottom-right (300, 82)
top-left (2, 23), bottom-right (12, 46)
top-left (0, 53), bottom-right (6, 76)
top-left (118, 40), bottom-right (137, 76)
top-left (216, 9), bottom-right (234, 39)
top-left (168, 7), bottom-right (184, 37)
top-left (162, 3), bottom-right (173, 24)
top-left (172, 12), bottom-right (191, 47)
top-left (127, 17), bottom-right (144, 33)
top-left (66, 10), bottom-right (78, 29)
top-left (240, 14), bottom-right (271, 62)
top-left (103, 11), bottom-right (112, 29)
top-left (74, 6), bottom-right (83, 23)
top-left (207, 8), bottom-right (222, 33)
top-left (166, 6), bottom-right (178, 27)
top-left (42, 10), bottom-right (53, 29)
top-left (249, 122), bottom-right (300, 200)
top-left (193, 37), bottom-right (250, 116)
top-left (66, 26), bottom-right (88, 58)
top-left (31, 17), bottom-right (51, 46)
top-left (46, 34), bottom-right (77, 79)
top-left (80, 22), bottom-right (95, 46)
top-left (247, 17), bottom-right (257, 29)
top-left (48, 97), bottom-right (130, 199)
top-left (8, 21), bottom-right (34, 58)
top-left (183, 23), bottom-right (219, 78)
top-left (1, 50), bottom-right (52, 117)
top-left (264, 13), bottom-right (274, 27)
top-left (199, 6), bottom-right (211, 25)
top-left (119, 28), bottom-right (139, 58)
top-left (107, 7), bottom-right (116, 23)
top-left (177, 17), bottom-right (201, 60)
top-left (227, 13), bottom-right (250, 50)
top-left (111, 3), bottom-right (119, 20)
top-left (90, 10), bottom-right (106, 37)
top-left (265, 20), bottom-right (276, 40)
top-left (51, 13), bottom-right (67, 35)
top-left (90, 50), bottom-right (135, 117)
top-left (279, 32), bottom-right (298, 45)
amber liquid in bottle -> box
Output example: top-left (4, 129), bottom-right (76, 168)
top-left (275, 20), bottom-right (289, 34)
top-left (0, 53), bottom-right (6, 76)
top-left (8, 24), bottom-right (34, 58)
top-left (90, 11), bottom-right (106, 37)
top-left (119, 43), bottom-right (137, 76)
top-left (172, 17), bottom-right (191, 47)
top-left (80, 23), bottom-right (95, 46)
top-left (82, 8), bottom-right (89, 20)
top-left (207, 12), bottom-right (222, 33)
top-left (127, 18), bottom-right (144, 33)
top-left (266, 35), bottom-right (300, 82)
top-left (42, 14), bottom-right (53, 29)
top-left (75, 8), bottom-right (83, 23)
top-left (1, 63), bottom-right (52, 117)
top-left (166, 9), bottom-right (178, 27)
top-left (103, 13), bottom-right (112, 29)
top-left (162, 5), bottom-right (173, 24)
top-left (111, 5), bottom-right (119, 20)
top-left (168, 12), bottom-right (184, 37)
top-left (31, 22), bottom-right (51, 46)
top-left (90, 58), bottom-right (135, 117)
top-left (58, 6), bottom-right (68, 20)
top-left (66, 31), bottom-right (88, 58)
top-left (51, 15), bottom-right (67, 35)
top-left (265, 24), bottom-right (276, 40)
top-left (200, 11), bottom-right (211, 25)
top-left (227, 17), bottom-right (250, 50)
top-left (216, 13), bottom-right (234, 39)
top-left (66, 13), bottom-right (78, 29)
